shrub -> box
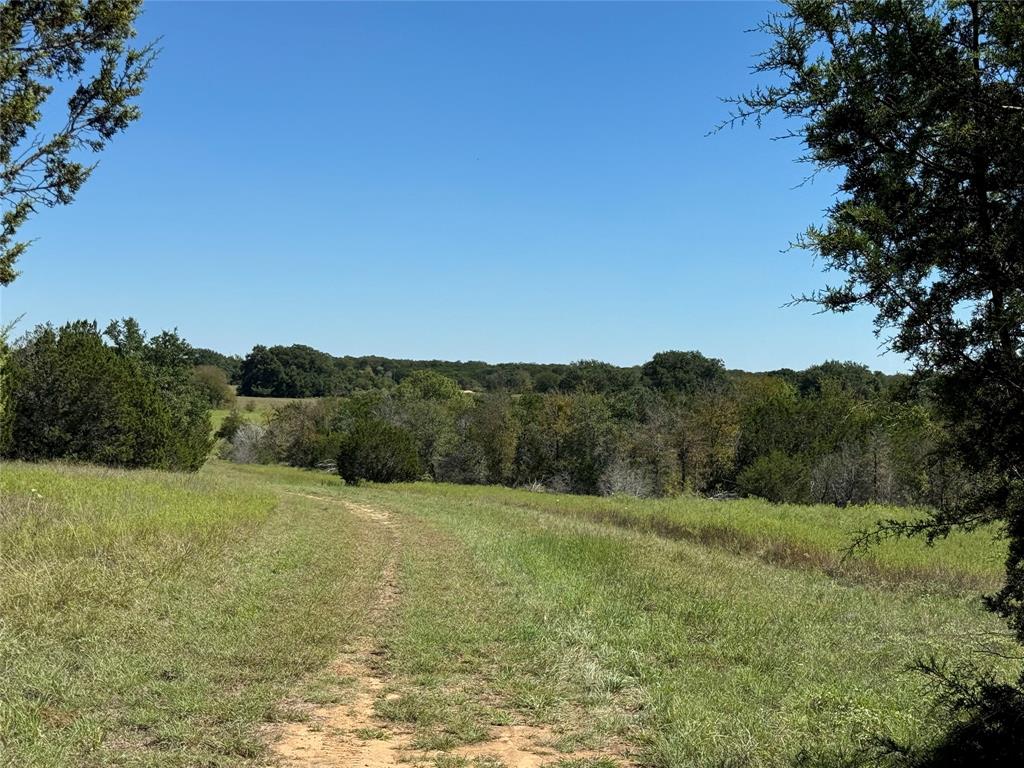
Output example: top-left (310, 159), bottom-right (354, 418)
top-left (736, 450), bottom-right (810, 503)
top-left (598, 457), bottom-right (653, 498)
top-left (435, 439), bottom-right (488, 485)
top-left (265, 401), bottom-right (341, 468)
top-left (336, 419), bottom-right (422, 484)
top-left (221, 422), bottom-right (273, 464)
top-left (216, 410), bottom-right (246, 442)
top-left (192, 365), bottom-right (235, 407)
top-left (3, 320), bottom-right (212, 471)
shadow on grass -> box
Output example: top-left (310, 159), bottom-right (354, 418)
top-left (794, 664), bottom-right (1024, 768)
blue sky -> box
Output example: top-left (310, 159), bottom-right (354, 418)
top-left (1, 1), bottom-right (905, 373)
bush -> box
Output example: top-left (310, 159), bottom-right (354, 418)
top-left (3, 320), bottom-right (212, 471)
top-left (220, 422), bottom-right (273, 464)
top-left (598, 457), bottom-right (653, 498)
top-left (336, 419), bottom-right (422, 484)
top-left (736, 450), bottom-right (810, 503)
top-left (265, 401), bottom-right (341, 468)
top-left (192, 365), bottom-right (235, 407)
top-left (435, 438), bottom-right (488, 484)
top-left (216, 410), bottom-right (246, 442)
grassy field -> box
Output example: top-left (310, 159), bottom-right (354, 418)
top-left (1, 460), bottom-right (1015, 767)
top-left (210, 394), bottom-right (321, 432)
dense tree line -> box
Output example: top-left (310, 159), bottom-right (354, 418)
top-left (232, 342), bottom-right (584, 397)
top-left (222, 361), bottom-right (949, 507)
top-left (225, 341), bottom-right (902, 399)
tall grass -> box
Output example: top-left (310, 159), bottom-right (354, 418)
top-left (378, 482), bottom-right (1005, 592)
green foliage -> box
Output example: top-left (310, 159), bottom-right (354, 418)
top-left (531, 370), bottom-right (561, 393)
top-left (265, 400), bottom-right (341, 468)
top-left (512, 393), bottom-right (572, 487)
top-left (0, 0), bottom-right (156, 284)
top-left (467, 393), bottom-right (517, 484)
top-left (677, 389), bottom-right (740, 492)
top-left (398, 369), bottom-right (463, 401)
top-left (2, 319), bottom-right (211, 470)
top-left (731, 0), bottom-right (1024, 641)
top-left (191, 364), bottom-right (235, 407)
top-left (336, 418), bottom-right (422, 484)
top-left (229, 357), bottom-right (959, 507)
top-left (561, 392), bottom-right (618, 494)
top-left (215, 409), bottom-right (246, 442)
top-left (559, 359), bottom-right (639, 394)
top-left (737, 450), bottom-right (810, 504)
top-left (641, 350), bottom-right (727, 396)
top-left (190, 347), bottom-right (243, 383)
top-left (238, 344), bottom-right (334, 397)
top-left (0, 317), bottom-right (16, 452)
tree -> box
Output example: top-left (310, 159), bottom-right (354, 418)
top-left (237, 344), bottom-right (336, 397)
top-left (190, 347), bottom-right (243, 383)
top-left (264, 400), bottom-right (341, 468)
top-left (3, 319), bottom-right (211, 470)
top-left (532, 370), bottom-right (561, 393)
top-left (730, 0), bottom-right (1024, 754)
top-left (1, 0), bottom-right (156, 284)
top-left (399, 369), bottom-right (462, 401)
top-left (238, 345), bottom-right (286, 396)
top-left (560, 359), bottom-right (639, 394)
top-left (336, 418), bottom-right (422, 484)
top-left (561, 392), bottom-right (618, 494)
top-left (641, 350), bottom-right (727, 396)
top-left (678, 389), bottom-right (740, 493)
top-left (191, 364), bottom-right (235, 407)
top-left (467, 393), bottom-right (517, 484)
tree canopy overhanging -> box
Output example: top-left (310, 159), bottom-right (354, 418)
top-left (0, 0), bottom-right (155, 285)
top-left (727, 0), bottom-right (1024, 726)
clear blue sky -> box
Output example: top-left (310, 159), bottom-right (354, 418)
top-left (1, 0), bottom-right (906, 373)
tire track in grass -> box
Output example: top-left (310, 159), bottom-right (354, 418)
top-left (265, 491), bottom-right (619, 768)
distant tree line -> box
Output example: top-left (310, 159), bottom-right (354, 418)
top-left (220, 353), bottom-right (955, 507)
top-left (231, 342), bottom-right (588, 397)
top-left (214, 342), bottom-right (905, 400)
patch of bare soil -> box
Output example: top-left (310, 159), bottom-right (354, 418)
top-left (266, 492), bottom-right (620, 768)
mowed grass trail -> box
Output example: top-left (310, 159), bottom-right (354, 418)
top-left (220, 465), bottom-right (1014, 768)
top-left (2, 460), bottom-right (1015, 768)
top-left (356, 489), bottom-right (1011, 767)
top-left (0, 462), bottom-right (388, 767)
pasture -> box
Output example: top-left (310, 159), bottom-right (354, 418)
top-left (0, 460), bottom-right (1013, 767)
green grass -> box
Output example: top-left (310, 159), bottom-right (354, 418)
top-left (376, 482), bottom-right (1005, 593)
top-left (210, 394), bottom-right (319, 432)
top-left (209, 407), bottom-right (264, 433)
top-left (350, 481), bottom-right (1013, 767)
top-left (0, 461), bottom-right (387, 767)
top-left (1, 460), bottom-right (1015, 767)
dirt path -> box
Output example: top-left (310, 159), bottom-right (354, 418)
top-left (266, 491), bottom-right (616, 768)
